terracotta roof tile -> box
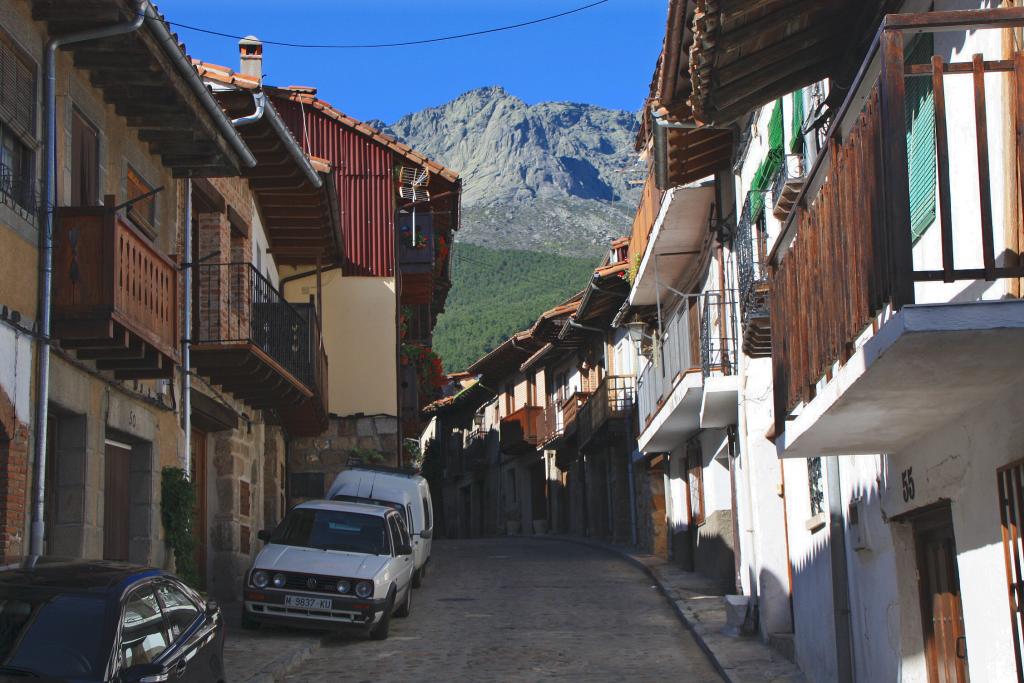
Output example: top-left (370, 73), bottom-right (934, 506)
top-left (192, 60), bottom-right (260, 90)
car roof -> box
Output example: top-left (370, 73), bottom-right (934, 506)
top-left (0, 557), bottom-right (166, 595)
top-left (296, 499), bottom-right (396, 517)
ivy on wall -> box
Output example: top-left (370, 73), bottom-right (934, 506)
top-left (160, 467), bottom-right (198, 587)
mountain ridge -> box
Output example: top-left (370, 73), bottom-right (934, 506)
top-left (375, 85), bottom-right (642, 256)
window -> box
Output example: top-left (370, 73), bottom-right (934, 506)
top-left (686, 438), bottom-right (704, 526)
top-left (271, 507), bottom-right (388, 556)
top-left (808, 457), bottom-right (825, 517)
top-left (154, 582), bottom-right (199, 641)
top-left (0, 32), bottom-right (35, 216)
top-left (71, 110), bottom-right (98, 206)
top-left (387, 515), bottom-right (402, 555)
top-left (0, 592), bottom-right (107, 679)
top-left (905, 34), bottom-right (937, 242)
top-left (120, 586), bottom-right (169, 668)
top-left (422, 495), bottom-right (432, 531)
top-left (126, 166), bottom-right (155, 230)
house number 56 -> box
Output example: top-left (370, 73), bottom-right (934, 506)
top-left (901, 467), bottom-right (915, 502)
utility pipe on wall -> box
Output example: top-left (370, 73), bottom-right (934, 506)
top-left (181, 179), bottom-right (192, 479)
top-left (30, 2), bottom-right (147, 559)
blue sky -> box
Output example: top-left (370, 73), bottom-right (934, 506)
top-left (168, 0), bottom-right (667, 123)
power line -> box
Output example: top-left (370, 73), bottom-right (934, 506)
top-left (165, 1), bottom-right (611, 50)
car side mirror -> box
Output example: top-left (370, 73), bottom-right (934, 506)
top-left (121, 663), bottom-right (171, 683)
top-left (418, 529), bottom-right (432, 540)
top-left (257, 529), bottom-right (271, 542)
top-left (205, 599), bottom-right (219, 616)
top-left (399, 543), bottom-right (414, 556)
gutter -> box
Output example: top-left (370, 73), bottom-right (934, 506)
top-left (142, 3), bottom-right (256, 169)
top-left (32, 3), bottom-right (148, 558)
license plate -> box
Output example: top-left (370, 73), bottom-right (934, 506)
top-left (284, 595), bottom-right (332, 610)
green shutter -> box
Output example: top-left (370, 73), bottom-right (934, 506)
top-left (790, 88), bottom-right (804, 153)
top-left (905, 35), bottom-right (936, 242)
top-left (750, 100), bottom-right (784, 220)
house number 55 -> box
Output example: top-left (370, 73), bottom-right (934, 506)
top-left (901, 467), bottom-right (915, 502)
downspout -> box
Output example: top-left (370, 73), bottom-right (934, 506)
top-left (826, 456), bottom-right (855, 683)
top-left (181, 179), bottom-right (192, 479)
top-left (31, 2), bottom-right (147, 558)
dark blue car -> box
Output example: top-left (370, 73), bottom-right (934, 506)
top-left (0, 558), bottom-right (224, 682)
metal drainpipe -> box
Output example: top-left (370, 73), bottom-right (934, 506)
top-left (181, 179), bottom-right (192, 479)
top-left (826, 456), bottom-right (855, 683)
top-left (30, 3), bottom-right (147, 559)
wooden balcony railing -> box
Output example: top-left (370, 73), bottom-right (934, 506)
top-left (53, 200), bottom-right (178, 379)
top-left (579, 375), bottom-right (635, 449)
top-left (499, 405), bottom-right (544, 454)
top-left (769, 8), bottom-right (1024, 434)
top-left (637, 299), bottom-right (700, 428)
top-left (627, 169), bottom-right (664, 274)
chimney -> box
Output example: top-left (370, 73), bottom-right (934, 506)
top-left (239, 35), bottom-right (263, 83)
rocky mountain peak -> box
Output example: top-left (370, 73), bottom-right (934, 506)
top-left (377, 86), bottom-right (643, 256)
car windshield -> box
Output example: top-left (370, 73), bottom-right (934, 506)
top-left (332, 495), bottom-right (411, 529)
top-left (272, 508), bottom-right (388, 555)
top-left (0, 591), bottom-right (110, 679)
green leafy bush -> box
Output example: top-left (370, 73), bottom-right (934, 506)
top-left (160, 467), bottom-right (198, 587)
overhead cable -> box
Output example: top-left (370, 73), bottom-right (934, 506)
top-left (164, 0), bottom-right (611, 49)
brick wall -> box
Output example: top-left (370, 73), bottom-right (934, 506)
top-left (0, 385), bottom-right (28, 556)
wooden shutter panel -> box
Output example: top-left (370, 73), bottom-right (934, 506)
top-left (905, 34), bottom-right (937, 242)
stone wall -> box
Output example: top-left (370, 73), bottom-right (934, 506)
top-left (0, 385), bottom-right (28, 556)
top-left (287, 414), bottom-right (399, 505)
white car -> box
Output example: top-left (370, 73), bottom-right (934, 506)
top-left (326, 466), bottom-right (434, 588)
top-left (242, 500), bottom-right (415, 640)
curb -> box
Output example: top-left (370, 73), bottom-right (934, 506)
top-left (529, 534), bottom-right (734, 683)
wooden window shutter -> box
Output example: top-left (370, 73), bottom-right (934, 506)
top-left (126, 166), bottom-right (155, 228)
top-left (998, 460), bottom-right (1024, 681)
top-left (0, 33), bottom-right (35, 139)
top-left (905, 34), bottom-right (937, 242)
top-left (71, 111), bottom-right (98, 206)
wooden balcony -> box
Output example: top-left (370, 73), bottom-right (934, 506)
top-left (735, 195), bottom-right (771, 358)
top-left (771, 154), bottom-right (806, 222)
top-left (53, 202), bottom-right (178, 379)
top-left (499, 405), bottom-right (544, 455)
top-left (770, 9), bottom-right (1024, 456)
top-left (190, 263), bottom-right (327, 437)
top-left (578, 376), bottom-right (635, 452)
top-left (463, 428), bottom-right (490, 473)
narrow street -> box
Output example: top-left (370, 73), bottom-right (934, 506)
top-left (281, 538), bottom-right (723, 682)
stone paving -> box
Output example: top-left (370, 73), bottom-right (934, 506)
top-left (274, 537), bottom-right (724, 682)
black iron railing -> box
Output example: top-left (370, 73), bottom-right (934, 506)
top-left (0, 162), bottom-right (39, 222)
top-left (195, 262), bottom-right (319, 390)
top-left (701, 290), bottom-right (738, 378)
top-left (734, 194), bottom-right (769, 323)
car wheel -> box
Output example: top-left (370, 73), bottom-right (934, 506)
top-left (412, 567), bottom-right (423, 588)
top-left (395, 585), bottom-right (412, 618)
top-left (241, 610), bottom-right (261, 631)
top-left (369, 591), bottom-right (394, 640)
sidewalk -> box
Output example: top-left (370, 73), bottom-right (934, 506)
top-left (538, 535), bottom-right (806, 683)
top-left (221, 603), bottom-right (328, 683)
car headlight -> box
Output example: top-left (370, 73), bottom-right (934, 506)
top-left (252, 570), bottom-right (269, 588)
top-left (336, 579), bottom-right (351, 594)
top-left (272, 573), bottom-right (286, 588)
top-left (354, 581), bottom-right (373, 598)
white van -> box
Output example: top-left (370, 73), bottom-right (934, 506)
top-left (326, 466), bottom-right (433, 587)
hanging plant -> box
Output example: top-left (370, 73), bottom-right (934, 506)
top-left (401, 343), bottom-right (447, 399)
top-left (434, 233), bottom-right (449, 274)
top-left (399, 220), bottom-right (428, 249)
top-left (400, 306), bottom-right (413, 341)
top-left (160, 467), bottom-right (198, 587)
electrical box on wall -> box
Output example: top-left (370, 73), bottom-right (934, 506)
top-left (848, 495), bottom-right (871, 552)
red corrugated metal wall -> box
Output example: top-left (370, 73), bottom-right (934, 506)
top-left (276, 98), bottom-right (395, 277)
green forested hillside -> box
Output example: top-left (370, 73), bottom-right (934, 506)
top-left (434, 243), bottom-right (600, 372)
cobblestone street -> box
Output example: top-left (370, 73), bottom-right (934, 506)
top-left (277, 538), bottom-right (722, 682)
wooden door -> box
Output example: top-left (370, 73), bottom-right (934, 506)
top-left (103, 440), bottom-right (131, 561)
top-left (191, 429), bottom-right (208, 588)
top-left (915, 506), bottom-right (970, 683)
